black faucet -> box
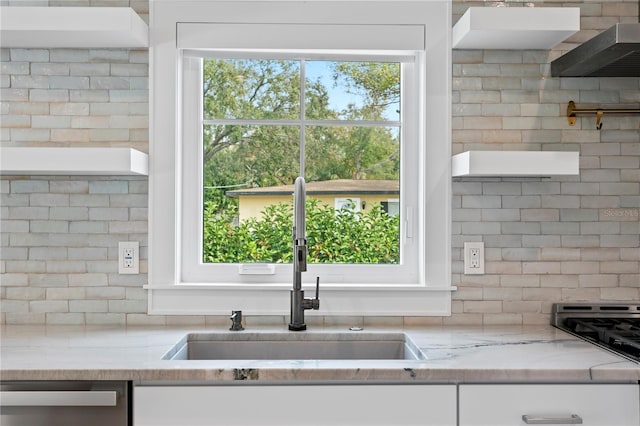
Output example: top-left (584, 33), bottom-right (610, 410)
top-left (229, 310), bottom-right (244, 331)
top-left (288, 176), bottom-right (320, 331)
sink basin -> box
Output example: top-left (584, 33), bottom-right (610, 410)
top-left (162, 332), bottom-right (427, 361)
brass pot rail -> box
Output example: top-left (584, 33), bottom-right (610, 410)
top-left (567, 101), bottom-right (640, 130)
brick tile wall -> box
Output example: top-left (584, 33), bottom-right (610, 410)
top-left (0, 0), bottom-right (638, 326)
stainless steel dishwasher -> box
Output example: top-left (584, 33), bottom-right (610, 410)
top-left (0, 381), bottom-right (130, 426)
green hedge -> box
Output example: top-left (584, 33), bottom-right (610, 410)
top-left (203, 199), bottom-right (399, 264)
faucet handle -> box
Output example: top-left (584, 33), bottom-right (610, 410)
top-left (311, 277), bottom-right (320, 310)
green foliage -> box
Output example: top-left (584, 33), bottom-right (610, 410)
top-left (203, 199), bottom-right (399, 264)
top-left (200, 58), bottom-right (402, 265)
top-left (202, 58), bottom-right (401, 212)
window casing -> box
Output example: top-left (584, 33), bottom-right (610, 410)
top-left (148, 0), bottom-right (453, 316)
top-left (181, 51), bottom-right (420, 286)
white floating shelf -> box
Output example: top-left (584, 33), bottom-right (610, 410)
top-left (453, 7), bottom-right (580, 50)
top-left (452, 151), bottom-right (579, 177)
top-left (0, 7), bottom-right (148, 48)
top-left (0, 147), bottom-right (148, 176)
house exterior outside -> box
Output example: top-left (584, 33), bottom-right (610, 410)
top-left (226, 179), bottom-right (399, 222)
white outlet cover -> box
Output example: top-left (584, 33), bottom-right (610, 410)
top-left (119, 241), bottom-right (139, 274)
top-left (464, 242), bottom-right (484, 275)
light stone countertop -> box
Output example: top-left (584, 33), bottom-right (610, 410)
top-left (0, 325), bottom-right (638, 383)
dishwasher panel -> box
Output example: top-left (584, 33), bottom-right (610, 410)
top-left (0, 381), bottom-right (129, 426)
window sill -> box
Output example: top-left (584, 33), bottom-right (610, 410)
top-left (145, 284), bottom-right (455, 316)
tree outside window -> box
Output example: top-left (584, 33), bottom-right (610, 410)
top-left (200, 59), bottom-right (401, 265)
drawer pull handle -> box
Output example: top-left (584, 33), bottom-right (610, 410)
top-left (0, 391), bottom-right (117, 407)
top-left (522, 414), bottom-right (583, 424)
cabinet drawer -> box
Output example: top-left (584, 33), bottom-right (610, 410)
top-left (459, 384), bottom-right (639, 426)
top-left (135, 384), bottom-right (456, 426)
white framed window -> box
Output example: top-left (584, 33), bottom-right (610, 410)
top-left (148, 0), bottom-right (453, 316)
top-left (182, 50), bottom-right (418, 285)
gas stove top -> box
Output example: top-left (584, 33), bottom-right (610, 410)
top-left (552, 303), bottom-right (640, 363)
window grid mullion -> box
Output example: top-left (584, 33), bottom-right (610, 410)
top-left (202, 119), bottom-right (402, 127)
top-left (300, 59), bottom-right (306, 177)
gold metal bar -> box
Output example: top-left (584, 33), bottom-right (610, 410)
top-left (566, 101), bottom-right (640, 129)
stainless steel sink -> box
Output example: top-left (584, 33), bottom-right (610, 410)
top-left (162, 332), bottom-right (427, 361)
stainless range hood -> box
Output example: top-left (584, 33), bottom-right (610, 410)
top-left (551, 23), bottom-right (640, 77)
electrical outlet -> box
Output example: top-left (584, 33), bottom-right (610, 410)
top-left (464, 242), bottom-right (484, 275)
top-left (119, 241), bottom-right (139, 274)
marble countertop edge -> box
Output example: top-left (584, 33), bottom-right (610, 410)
top-left (1, 324), bottom-right (638, 383)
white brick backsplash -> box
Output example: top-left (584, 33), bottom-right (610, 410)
top-left (579, 274), bottom-right (618, 288)
top-left (7, 101), bottom-right (49, 115)
top-left (69, 300), bottom-right (108, 313)
top-left (601, 287), bottom-right (640, 301)
top-left (85, 313), bottom-right (126, 326)
top-left (29, 300), bottom-right (68, 313)
top-left (1, 88), bottom-right (29, 101)
top-left (46, 287), bottom-right (85, 300)
top-left (522, 235), bottom-right (562, 248)
top-left (45, 261), bottom-right (86, 274)
top-left (49, 181), bottom-right (89, 193)
top-left (30, 221), bottom-right (69, 233)
top-left (1, 220), bottom-right (29, 233)
top-left (620, 275), bottom-right (640, 287)
top-left (110, 63), bottom-right (148, 76)
top-left (49, 76), bottom-right (89, 90)
top-left (69, 89), bottom-right (109, 103)
top-left (70, 63), bottom-right (110, 76)
top-left (1, 300), bottom-right (29, 313)
top-left (50, 49), bottom-right (89, 63)
top-left (28, 89), bottom-right (68, 102)
top-left (88, 181), bottom-right (128, 194)
top-left (6, 287), bottom-right (45, 300)
top-left (69, 221), bottom-right (109, 234)
top-left (90, 77), bottom-right (130, 90)
top-left (5, 313), bottom-right (46, 325)
top-left (89, 50), bottom-right (129, 63)
top-left (49, 207), bottom-right (88, 220)
top-left (1, 247), bottom-right (28, 260)
top-left (31, 63), bottom-right (70, 76)
top-left (10, 49), bottom-right (49, 62)
top-left (69, 273), bottom-right (108, 287)
top-left (86, 287), bottom-right (125, 299)
top-left (11, 180), bottom-right (49, 193)
top-left (70, 194), bottom-right (109, 207)
top-left (31, 115), bottom-right (71, 128)
top-left (1, 1), bottom-right (637, 325)
top-left (46, 313), bottom-right (85, 325)
top-left (8, 206), bottom-right (49, 220)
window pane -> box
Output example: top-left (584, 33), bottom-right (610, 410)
top-left (305, 125), bottom-right (400, 264)
top-left (305, 61), bottom-right (400, 122)
top-left (203, 124), bottom-right (300, 263)
top-left (203, 59), bottom-right (300, 120)
top-left (305, 125), bottom-right (400, 181)
top-left (201, 57), bottom-right (402, 266)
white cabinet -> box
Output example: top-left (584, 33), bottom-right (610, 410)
top-left (134, 384), bottom-right (457, 426)
top-left (459, 384), bottom-right (640, 426)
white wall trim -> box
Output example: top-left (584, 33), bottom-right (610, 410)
top-left (148, 0), bottom-right (452, 316)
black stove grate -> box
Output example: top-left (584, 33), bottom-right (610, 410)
top-left (565, 318), bottom-right (640, 362)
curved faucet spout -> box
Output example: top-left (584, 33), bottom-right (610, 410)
top-left (294, 176), bottom-right (306, 243)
